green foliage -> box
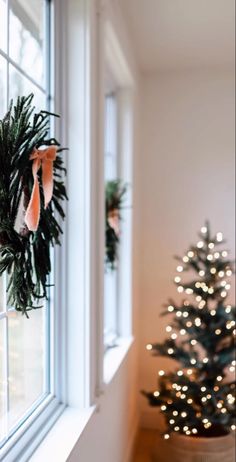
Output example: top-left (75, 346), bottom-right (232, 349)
top-left (0, 94), bottom-right (67, 316)
top-left (143, 223), bottom-right (236, 438)
top-left (105, 180), bottom-right (127, 269)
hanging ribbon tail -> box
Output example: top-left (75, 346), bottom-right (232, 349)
top-left (42, 145), bottom-right (57, 208)
top-left (25, 158), bottom-right (41, 231)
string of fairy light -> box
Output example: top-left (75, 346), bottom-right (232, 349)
top-left (145, 225), bottom-right (236, 440)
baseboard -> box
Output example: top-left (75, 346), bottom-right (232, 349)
top-left (123, 414), bottom-right (139, 462)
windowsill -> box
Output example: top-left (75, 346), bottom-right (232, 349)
top-left (29, 406), bottom-right (96, 462)
top-left (103, 336), bottom-right (134, 384)
top-left (29, 336), bottom-right (134, 461)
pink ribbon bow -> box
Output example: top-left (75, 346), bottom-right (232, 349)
top-left (25, 145), bottom-right (57, 231)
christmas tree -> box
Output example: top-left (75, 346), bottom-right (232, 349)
top-left (143, 223), bottom-right (236, 440)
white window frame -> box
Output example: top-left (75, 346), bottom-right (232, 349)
top-left (0, 1), bottom-right (67, 460)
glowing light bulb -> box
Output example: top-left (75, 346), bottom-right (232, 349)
top-left (201, 226), bottom-right (207, 234)
top-left (221, 408), bottom-right (227, 414)
top-left (229, 366), bottom-right (235, 373)
top-left (187, 369), bottom-right (193, 375)
top-left (183, 256), bottom-right (189, 263)
top-left (182, 386), bottom-right (188, 391)
top-left (203, 358), bottom-right (209, 364)
top-left (195, 318), bottom-right (201, 327)
top-left (217, 376), bottom-right (223, 382)
top-left (146, 344), bottom-right (152, 350)
top-left (177, 370), bottom-right (183, 376)
top-left (231, 425), bottom-right (236, 431)
top-left (214, 252), bottom-right (220, 259)
top-left (199, 270), bottom-right (205, 277)
top-left (174, 426), bottom-right (180, 432)
top-left (183, 426), bottom-right (189, 431)
top-left (216, 232), bottom-right (223, 242)
top-left (168, 348), bottom-right (174, 355)
top-left (186, 288), bottom-right (193, 295)
top-left (226, 269), bottom-right (232, 276)
top-left (177, 286), bottom-right (184, 293)
top-left (161, 405), bottom-right (167, 411)
top-left (173, 411), bottom-right (178, 416)
top-left (168, 305), bottom-right (174, 312)
top-left (222, 251), bottom-right (228, 257)
top-left (210, 310), bottom-right (216, 316)
top-left (177, 266), bottom-right (183, 272)
top-left (171, 333), bottom-right (177, 340)
top-left (174, 276), bottom-right (181, 283)
top-left (170, 419), bottom-right (175, 425)
top-left (217, 402), bottom-right (223, 409)
top-left (225, 305), bottom-right (231, 313)
top-left (210, 267), bottom-right (217, 274)
top-left (190, 358), bottom-right (196, 365)
top-left (180, 329), bottom-right (186, 335)
top-left (208, 287), bottom-right (214, 294)
top-left (197, 241), bottom-right (204, 248)
top-left (192, 428), bottom-right (198, 434)
top-left (207, 394), bottom-right (211, 399)
top-left (154, 391), bottom-right (160, 397)
top-left (208, 243), bottom-right (214, 249)
top-left (186, 430), bottom-right (191, 435)
top-left (187, 398), bottom-right (193, 404)
top-left (183, 312), bottom-right (189, 318)
top-left (207, 254), bottom-right (213, 261)
top-left (191, 339), bottom-right (197, 345)
top-left (221, 291), bottom-right (227, 298)
top-left (199, 300), bottom-right (206, 309)
top-left (219, 271), bottom-right (225, 278)
top-left (188, 251), bottom-right (194, 258)
top-left (215, 329), bottom-right (221, 335)
top-left (176, 311), bottom-right (182, 317)
top-left (164, 434), bottom-right (170, 440)
top-left (159, 370), bottom-right (165, 376)
top-left (166, 325), bottom-right (172, 332)
top-left (181, 412), bottom-right (187, 418)
top-left (186, 321), bottom-right (192, 327)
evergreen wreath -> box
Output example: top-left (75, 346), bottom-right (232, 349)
top-left (0, 94), bottom-right (67, 316)
top-left (105, 180), bottom-right (127, 269)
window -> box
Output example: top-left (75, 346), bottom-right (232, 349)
top-left (104, 93), bottom-right (120, 349)
top-left (0, 1), bottom-right (59, 458)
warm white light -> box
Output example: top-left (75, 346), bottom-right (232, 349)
top-left (177, 265), bottom-right (184, 272)
top-left (199, 300), bottom-right (206, 309)
top-left (203, 358), bottom-right (209, 364)
top-left (174, 426), bottom-right (180, 432)
top-left (199, 270), bottom-right (205, 277)
top-left (146, 344), bottom-right (152, 350)
top-left (182, 386), bottom-right (188, 391)
top-left (183, 426), bottom-right (189, 431)
top-left (169, 419), bottom-right (175, 425)
top-left (231, 425), bottom-right (236, 431)
top-left (171, 333), bottom-right (177, 340)
top-left (210, 267), bottom-right (217, 274)
top-left (154, 391), bottom-right (160, 397)
top-left (187, 369), bottom-right (193, 375)
top-left (164, 434), bottom-right (170, 440)
top-left (187, 398), bottom-right (193, 404)
top-left (196, 295), bottom-right (202, 302)
top-left (217, 376), bottom-right (223, 382)
top-left (221, 408), bottom-right (227, 414)
top-left (217, 402), bottom-right (223, 409)
top-left (168, 305), bottom-right (174, 312)
top-left (188, 251), bottom-right (194, 258)
top-left (210, 310), bottom-right (216, 316)
top-left (207, 394), bottom-right (211, 399)
top-left (208, 287), bottom-right (214, 294)
top-left (177, 370), bottom-right (183, 376)
top-left (161, 405), bottom-right (167, 411)
top-left (166, 325), bottom-right (172, 332)
top-left (201, 226), bottom-right (207, 234)
top-left (214, 252), bottom-right (220, 259)
top-left (221, 291), bottom-right (227, 298)
top-left (195, 318), bottom-right (201, 327)
top-left (219, 271), bottom-right (225, 278)
top-left (191, 339), bottom-right (197, 345)
top-left (225, 284), bottom-right (231, 290)
top-left (168, 348), bottom-right (174, 355)
top-left (186, 288), bottom-right (193, 295)
top-left (183, 312), bottom-right (189, 318)
top-left (225, 305), bottom-right (231, 313)
top-left (201, 386), bottom-right (206, 392)
top-left (180, 329), bottom-right (186, 335)
top-left (190, 358), bottom-right (197, 365)
top-left (207, 254), bottom-right (213, 261)
top-left (176, 311), bottom-right (182, 317)
top-left (197, 241), bottom-right (204, 248)
top-left (181, 412), bottom-right (187, 418)
top-left (229, 366), bottom-right (235, 373)
top-left (208, 242), bottom-right (214, 249)
top-left (215, 329), bottom-right (221, 335)
top-left (177, 286), bottom-right (184, 293)
top-left (186, 430), bottom-right (191, 435)
top-left (159, 370), bottom-right (165, 376)
top-left (174, 276), bottom-right (181, 283)
top-left (173, 411), bottom-right (178, 416)
top-left (192, 428), bottom-right (198, 434)
top-left (222, 251), bottom-right (228, 257)
top-left (226, 269), bottom-right (232, 276)
top-left (186, 321), bottom-right (192, 327)
top-left (183, 256), bottom-right (189, 263)
top-left (216, 232), bottom-right (223, 242)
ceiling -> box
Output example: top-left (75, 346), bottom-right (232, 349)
top-left (118, 0), bottom-right (235, 73)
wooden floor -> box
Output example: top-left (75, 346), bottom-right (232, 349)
top-left (132, 429), bottom-right (159, 462)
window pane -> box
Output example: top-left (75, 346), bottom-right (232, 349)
top-left (0, 55), bottom-right (7, 119)
top-left (0, 0), bottom-right (7, 52)
top-left (0, 320), bottom-right (5, 441)
top-left (8, 309), bottom-right (47, 430)
top-left (104, 271), bottom-right (118, 341)
top-left (9, 0), bottom-right (46, 87)
top-left (9, 64), bottom-right (46, 111)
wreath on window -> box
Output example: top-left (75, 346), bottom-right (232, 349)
top-left (0, 94), bottom-right (67, 316)
top-left (105, 180), bottom-right (127, 269)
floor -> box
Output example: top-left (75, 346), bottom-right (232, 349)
top-left (132, 429), bottom-right (160, 462)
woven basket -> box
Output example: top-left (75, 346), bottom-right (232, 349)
top-left (152, 432), bottom-right (235, 462)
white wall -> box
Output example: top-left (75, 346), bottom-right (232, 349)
top-left (136, 69), bottom-right (235, 428)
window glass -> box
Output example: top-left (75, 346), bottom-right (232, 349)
top-left (9, 0), bottom-right (46, 86)
top-left (0, 0), bottom-right (51, 451)
top-left (104, 94), bottom-right (119, 348)
top-left (0, 55), bottom-right (7, 118)
top-left (0, 0), bottom-right (7, 52)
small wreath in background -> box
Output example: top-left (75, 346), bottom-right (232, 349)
top-left (0, 94), bottom-right (67, 316)
top-left (105, 180), bottom-right (127, 269)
